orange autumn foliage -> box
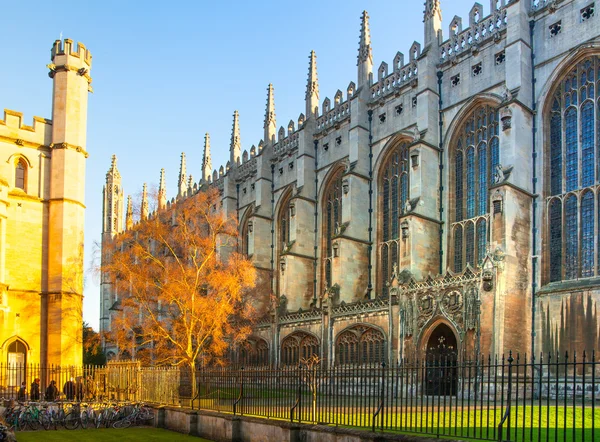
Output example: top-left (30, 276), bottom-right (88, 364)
top-left (103, 187), bottom-right (256, 372)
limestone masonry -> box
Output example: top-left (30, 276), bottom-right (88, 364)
top-left (1, 39), bottom-right (92, 369)
top-left (102, 0), bottom-right (600, 366)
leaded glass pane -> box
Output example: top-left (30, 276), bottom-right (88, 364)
top-left (381, 244), bottom-right (388, 297)
top-left (383, 179), bottom-right (390, 241)
top-left (581, 191), bottom-right (594, 277)
top-left (15, 162), bottom-right (25, 190)
top-left (392, 176), bottom-right (399, 237)
top-left (454, 226), bottom-right (463, 273)
top-left (478, 143), bottom-right (487, 215)
top-left (466, 147), bottom-right (475, 219)
top-left (565, 108), bottom-right (578, 192)
top-left (456, 151), bottom-right (464, 221)
top-left (549, 199), bottom-right (562, 282)
top-left (581, 101), bottom-right (595, 187)
top-left (565, 195), bottom-right (578, 280)
top-left (550, 112), bottom-right (562, 195)
top-left (465, 223), bottom-right (475, 267)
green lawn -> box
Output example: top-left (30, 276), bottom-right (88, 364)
top-left (16, 428), bottom-right (212, 442)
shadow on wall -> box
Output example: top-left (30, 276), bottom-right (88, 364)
top-left (540, 293), bottom-right (599, 357)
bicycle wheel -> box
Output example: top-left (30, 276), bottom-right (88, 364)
top-left (94, 410), bottom-right (104, 429)
top-left (26, 413), bottom-right (40, 431)
top-left (113, 418), bottom-right (132, 429)
top-left (80, 410), bottom-right (91, 429)
top-left (40, 412), bottom-right (52, 430)
top-left (63, 411), bottom-right (79, 430)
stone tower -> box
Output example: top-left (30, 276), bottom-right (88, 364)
top-left (100, 155), bottom-right (124, 338)
top-left (46, 39), bottom-right (93, 366)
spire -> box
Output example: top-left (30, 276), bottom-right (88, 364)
top-left (125, 195), bottom-right (133, 230)
top-left (264, 84), bottom-right (276, 145)
top-left (158, 168), bottom-right (167, 211)
top-left (202, 133), bottom-right (212, 182)
top-left (357, 10), bottom-right (373, 88)
top-left (141, 183), bottom-right (149, 220)
top-left (230, 110), bottom-right (241, 165)
top-left (423, 0), bottom-right (442, 48)
top-left (305, 51), bottom-right (320, 119)
top-left (103, 154), bottom-right (123, 236)
top-left (187, 174), bottom-right (194, 195)
top-left (178, 152), bottom-right (187, 199)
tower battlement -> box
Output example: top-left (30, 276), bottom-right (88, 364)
top-left (51, 39), bottom-right (92, 67)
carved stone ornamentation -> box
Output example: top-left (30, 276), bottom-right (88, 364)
top-left (464, 287), bottom-right (481, 331)
top-left (440, 290), bottom-right (463, 328)
top-left (500, 106), bottom-right (512, 131)
top-left (417, 294), bottom-right (436, 329)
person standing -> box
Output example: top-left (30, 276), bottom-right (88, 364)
top-left (17, 382), bottom-right (26, 401)
top-left (63, 378), bottom-right (75, 401)
top-left (30, 378), bottom-right (40, 401)
top-left (45, 380), bottom-right (58, 401)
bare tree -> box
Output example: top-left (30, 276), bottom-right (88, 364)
top-left (299, 354), bottom-right (327, 423)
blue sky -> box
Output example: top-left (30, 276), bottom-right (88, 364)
top-left (1, 0), bottom-right (479, 329)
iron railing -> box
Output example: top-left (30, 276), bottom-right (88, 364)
top-left (1, 352), bottom-right (598, 441)
top-left (190, 352), bottom-right (598, 442)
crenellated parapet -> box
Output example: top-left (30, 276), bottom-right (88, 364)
top-left (369, 46), bottom-right (420, 102)
top-left (0, 109), bottom-right (52, 147)
top-left (50, 39), bottom-right (92, 67)
top-left (439, 2), bottom-right (509, 64)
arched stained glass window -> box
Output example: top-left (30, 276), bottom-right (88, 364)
top-left (240, 210), bottom-right (252, 257)
top-left (281, 332), bottom-right (319, 366)
top-left (547, 57), bottom-right (600, 283)
top-left (335, 325), bottom-right (386, 365)
top-left (277, 190), bottom-right (293, 294)
top-left (452, 104), bottom-right (498, 272)
top-left (378, 142), bottom-right (409, 296)
top-left (323, 169), bottom-right (343, 290)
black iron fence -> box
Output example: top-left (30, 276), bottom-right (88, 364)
top-left (1, 352), bottom-right (598, 441)
top-left (190, 352), bottom-right (599, 442)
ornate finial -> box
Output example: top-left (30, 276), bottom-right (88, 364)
top-left (264, 84), bottom-right (276, 144)
top-left (125, 195), bottom-right (133, 230)
top-left (202, 133), bottom-right (212, 182)
top-left (158, 168), bottom-right (167, 210)
top-left (306, 51), bottom-right (319, 118)
top-left (106, 154), bottom-right (121, 181)
top-left (357, 11), bottom-right (373, 87)
top-left (141, 183), bottom-right (149, 220)
top-left (188, 174), bottom-right (194, 191)
top-left (230, 110), bottom-right (241, 165)
top-left (178, 152), bottom-right (187, 199)
top-left (358, 10), bottom-right (372, 65)
top-left (424, 0), bottom-right (442, 21)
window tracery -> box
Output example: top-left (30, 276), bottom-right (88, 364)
top-left (379, 142), bottom-right (409, 295)
top-left (452, 104), bottom-right (499, 272)
top-left (323, 168), bottom-right (343, 290)
top-left (546, 57), bottom-right (600, 282)
top-left (281, 332), bottom-right (319, 366)
top-left (335, 325), bottom-right (386, 365)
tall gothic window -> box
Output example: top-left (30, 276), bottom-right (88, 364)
top-left (239, 338), bottom-right (269, 366)
top-left (239, 210), bottom-right (252, 257)
top-left (547, 57), bottom-right (600, 282)
top-left (379, 142), bottom-right (409, 296)
top-left (277, 190), bottom-right (292, 294)
top-left (336, 325), bottom-right (386, 365)
top-left (281, 332), bottom-right (319, 366)
top-left (15, 158), bottom-right (27, 191)
top-left (452, 104), bottom-right (499, 272)
top-left (323, 168), bottom-right (343, 290)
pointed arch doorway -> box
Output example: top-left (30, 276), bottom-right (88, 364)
top-left (425, 323), bottom-right (458, 395)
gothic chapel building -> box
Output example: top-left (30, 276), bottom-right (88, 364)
top-left (101, 0), bottom-right (600, 366)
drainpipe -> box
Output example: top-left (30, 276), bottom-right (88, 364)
top-left (437, 71), bottom-right (445, 275)
top-left (529, 19), bottom-right (538, 361)
top-left (236, 183), bottom-right (240, 253)
top-left (313, 140), bottom-right (319, 306)
top-left (367, 110), bottom-right (374, 298)
top-left (270, 164), bottom-right (275, 296)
